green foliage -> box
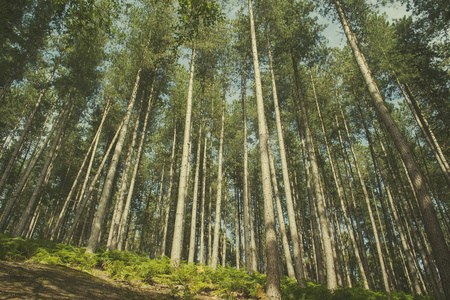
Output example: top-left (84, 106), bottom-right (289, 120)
top-left (0, 236), bottom-right (436, 299)
top-left (0, 234), bottom-right (46, 261)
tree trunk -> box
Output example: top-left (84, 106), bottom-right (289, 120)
top-left (222, 185), bottom-right (227, 268)
top-left (188, 105), bottom-right (204, 263)
top-left (117, 74), bottom-right (156, 251)
top-left (51, 99), bottom-right (110, 241)
top-left (211, 88), bottom-right (225, 270)
top-left (64, 119), bottom-right (124, 243)
top-left (266, 24), bottom-right (304, 285)
top-left (291, 54), bottom-right (336, 290)
top-left (297, 122), bottom-right (323, 284)
top-left (335, 110), bottom-right (391, 292)
top-left (358, 103), bottom-right (423, 294)
top-left (171, 48), bottom-right (196, 265)
top-left (248, 0), bottom-right (281, 297)
top-left (311, 72), bottom-right (369, 288)
top-left (241, 60), bottom-right (253, 274)
top-left (392, 74), bottom-right (450, 187)
top-left (234, 179), bottom-right (240, 269)
top-left (333, 1), bottom-right (450, 296)
top-left (86, 67), bottom-right (141, 253)
top-left (0, 69), bottom-right (56, 193)
top-left (1, 104), bottom-right (28, 159)
top-left (107, 111), bottom-right (141, 251)
top-left (0, 102), bottom-right (63, 230)
top-left (249, 188), bottom-right (258, 272)
top-left (13, 96), bottom-right (73, 237)
top-left (199, 133), bottom-right (208, 264)
top-left (268, 139), bottom-right (296, 279)
top-left (161, 121), bottom-right (177, 256)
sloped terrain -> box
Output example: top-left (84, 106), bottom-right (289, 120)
top-left (0, 261), bottom-right (185, 299)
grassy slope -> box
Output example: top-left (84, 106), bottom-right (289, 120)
top-left (0, 235), bottom-right (435, 300)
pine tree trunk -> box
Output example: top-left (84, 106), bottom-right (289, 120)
top-left (291, 54), bottom-right (336, 290)
top-left (188, 106), bottom-right (204, 263)
top-left (249, 189), bottom-right (258, 272)
top-left (359, 104), bottom-right (423, 294)
top-left (266, 25), bottom-right (305, 285)
top-left (107, 112), bottom-right (140, 250)
top-left (234, 180), bottom-right (240, 270)
top-left (334, 1), bottom-right (450, 295)
top-left (222, 185), bottom-right (227, 268)
top-left (86, 67), bottom-right (141, 253)
top-left (207, 156), bottom-right (213, 264)
top-left (0, 104), bottom-right (28, 159)
top-left (311, 72), bottom-right (369, 289)
top-left (211, 90), bottom-right (225, 270)
top-left (0, 69), bottom-right (56, 193)
top-left (161, 121), bottom-right (177, 256)
top-left (241, 62), bottom-right (253, 274)
top-left (335, 111), bottom-right (391, 292)
top-left (268, 139), bottom-right (296, 279)
top-left (51, 99), bottom-right (110, 241)
top-left (248, 0), bottom-right (281, 296)
top-left (392, 74), bottom-right (450, 187)
top-left (188, 124), bottom-right (202, 262)
top-left (13, 97), bottom-right (73, 237)
top-left (377, 123), bottom-right (445, 298)
top-left (199, 133), bottom-right (208, 264)
top-left (117, 74), bottom-right (156, 251)
top-left (171, 48), bottom-right (196, 265)
top-left (0, 102), bottom-right (63, 230)
top-left (207, 100), bottom-right (214, 266)
top-left (298, 127), bottom-right (324, 284)
top-left (64, 119), bottom-right (123, 243)
top-left (151, 161), bottom-right (165, 256)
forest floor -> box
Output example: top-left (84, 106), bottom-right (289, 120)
top-left (0, 260), bottom-right (220, 299)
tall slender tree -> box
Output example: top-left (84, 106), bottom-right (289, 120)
top-left (332, 1), bottom-right (450, 296)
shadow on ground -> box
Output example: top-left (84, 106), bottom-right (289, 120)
top-left (0, 260), bottom-right (176, 299)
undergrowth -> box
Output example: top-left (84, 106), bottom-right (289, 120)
top-left (0, 234), bottom-right (435, 300)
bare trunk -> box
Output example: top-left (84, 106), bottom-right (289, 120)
top-left (161, 121), bottom-right (177, 256)
top-left (248, 0), bottom-right (281, 296)
top-left (266, 25), bottom-right (304, 285)
top-left (199, 134), bottom-right (208, 264)
top-left (222, 185), bottom-right (227, 268)
top-left (334, 1), bottom-right (450, 295)
top-left (0, 103), bottom-right (63, 230)
top-left (51, 100), bottom-right (110, 240)
top-left (86, 67), bottom-right (141, 253)
top-left (297, 119), bottom-right (324, 284)
top-left (64, 119), bottom-right (124, 243)
top-left (107, 111), bottom-right (140, 250)
top-left (393, 75), bottom-right (450, 187)
top-left (268, 140), bottom-right (296, 279)
top-left (249, 190), bottom-right (258, 272)
top-left (13, 97), bottom-right (73, 237)
top-left (312, 73), bottom-right (369, 288)
top-left (188, 99), bottom-right (204, 263)
top-left (359, 103), bottom-right (423, 294)
top-left (335, 110), bottom-right (391, 292)
top-left (234, 180), bottom-right (240, 269)
top-left (171, 48), bottom-right (196, 265)
top-left (241, 62), bottom-right (253, 274)
top-left (211, 91), bottom-right (225, 270)
top-left (117, 74), bottom-right (156, 251)
top-left (0, 69), bottom-right (56, 193)
top-left (291, 55), bottom-right (336, 290)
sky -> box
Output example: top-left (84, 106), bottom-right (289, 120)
top-left (315, 1), bottom-right (411, 48)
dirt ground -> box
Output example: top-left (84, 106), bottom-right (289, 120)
top-left (0, 261), bottom-right (218, 299)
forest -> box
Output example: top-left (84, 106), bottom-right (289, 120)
top-left (0, 0), bottom-right (449, 299)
